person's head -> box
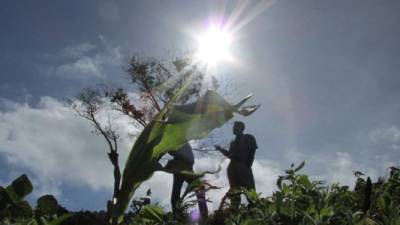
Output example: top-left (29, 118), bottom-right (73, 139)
top-left (233, 121), bottom-right (245, 135)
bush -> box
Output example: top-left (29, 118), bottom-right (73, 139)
top-left (2, 164), bottom-right (399, 225)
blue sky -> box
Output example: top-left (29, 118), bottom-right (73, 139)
top-left (1, 0), bottom-right (400, 211)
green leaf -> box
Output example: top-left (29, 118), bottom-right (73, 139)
top-left (152, 91), bottom-right (258, 157)
top-left (40, 217), bottom-right (49, 225)
top-left (8, 200), bottom-right (33, 220)
top-left (241, 219), bottom-right (263, 225)
top-left (29, 219), bottom-right (40, 225)
top-left (356, 217), bottom-right (379, 225)
top-left (0, 186), bottom-right (12, 213)
top-left (37, 195), bottom-right (59, 216)
top-left (302, 212), bottom-right (317, 225)
top-left (182, 179), bottom-right (204, 198)
top-left (377, 194), bottom-right (387, 211)
top-left (160, 159), bottom-right (220, 179)
top-left (282, 183), bottom-right (290, 194)
top-left (320, 207), bottom-right (333, 218)
top-left (275, 192), bottom-right (282, 214)
top-left (277, 176), bottom-right (284, 190)
top-left (352, 211), bottom-right (364, 221)
top-left (47, 214), bottom-right (73, 225)
top-left (140, 205), bottom-right (164, 222)
top-left (363, 177), bottom-right (372, 212)
top-left (298, 175), bottom-right (312, 189)
top-left (16, 219), bottom-right (36, 225)
top-left (294, 161), bottom-right (305, 172)
top-left (116, 90), bottom-right (259, 216)
top-left (244, 189), bottom-right (259, 204)
top-left (5, 174), bottom-right (33, 203)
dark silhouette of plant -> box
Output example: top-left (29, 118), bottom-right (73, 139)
top-left (2, 165), bottom-right (399, 224)
top-left (129, 189), bottom-right (152, 216)
top-left (0, 174), bottom-right (71, 225)
top-left (70, 55), bottom-right (213, 224)
top-left (207, 163), bottom-right (400, 225)
top-left (70, 88), bottom-right (122, 225)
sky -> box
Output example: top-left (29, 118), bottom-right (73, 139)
top-left (1, 0), bottom-right (400, 212)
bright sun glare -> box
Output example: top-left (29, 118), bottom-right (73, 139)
top-left (195, 26), bottom-right (233, 66)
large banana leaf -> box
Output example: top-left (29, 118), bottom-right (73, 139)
top-left (5, 174), bottom-right (33, 203)
top-left (115, 90), bottom-right (259, 216)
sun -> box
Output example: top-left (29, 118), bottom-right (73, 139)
top-left (195, 25), bottom-right (233, 66)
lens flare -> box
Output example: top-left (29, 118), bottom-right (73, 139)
top-left (190, 209), bottom-right (201, 222)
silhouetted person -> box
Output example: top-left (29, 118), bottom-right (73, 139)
top-left (215, 121), bottom-right (258, 209)
top-left (167, 143), bottom-right (208, 217)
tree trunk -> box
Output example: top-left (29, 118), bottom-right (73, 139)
top-left (108, 150), bottom-right (121, 225)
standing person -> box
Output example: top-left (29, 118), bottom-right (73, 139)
top-left (167, 143), bottom-right (208, 217)
top-left (215, 121), bottom-right (258, 209)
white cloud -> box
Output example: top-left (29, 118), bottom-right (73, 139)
top-left (55, 57), bottom-right (102, 78)
top-left (369, 126), bottom-right (400, 152)
top-left (253, 159), bottom-right (282, 195)
top-left (61, 43), bottom-right (97, 58)
top-left (317, 151), bottom-right (382, 188)
top-left (2, 95), bottom-right (392, 211)
top-left (0, 97), bottom-right (23, 111)
top-left (135, 172), bottom-right (173, 209)
top-left (283, 147), bottom-right (306, 164)
top-left (0, 96), bottom-right (136, 198)
top-left (49, 37), bottom-right (123, 79)
top-left (30, 176), bottom-right (62, 198)
top-left (327, 152), bottom-right (356, 186)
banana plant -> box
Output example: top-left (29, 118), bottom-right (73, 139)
top-left (114, 90), bottom-right (260, 218)
top-left (0, 175), bottom-right (72, 225)
top-left (0, 174), bottom-right (33, 223)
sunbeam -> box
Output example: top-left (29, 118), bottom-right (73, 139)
top-left (195, 25), bottom-right (233, 66)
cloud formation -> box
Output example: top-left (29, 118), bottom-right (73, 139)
top-left (369, 126), bottom-right (400, 152)
top-left (0, 95), bottom-right (397, 210)
top-left (0, 96), bottom-right (134, 198)
top-left (0, 95), bottom-right (284, 210)
top-left (47, 38), bottom-right (123, 79)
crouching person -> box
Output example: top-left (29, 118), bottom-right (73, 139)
top-left (167, 143), bottom-right (208, 218)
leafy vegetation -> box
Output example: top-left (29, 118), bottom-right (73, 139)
top-left (1, 164), bottom-right (399, 225)
top-left (3, 55), bottom-right (396, 225)
top-left (117, 163), bottom-right (400, 225)
top-left (70, 55), bottom-right (217, 224)
top-left (0, 175), bottom-right (71, 225)
top-left (211, 163), bottom-right (400, 225)
top-left (116, 89), bottom-right (259, 217)
top-left (71, 54), bottom-right (259, 224)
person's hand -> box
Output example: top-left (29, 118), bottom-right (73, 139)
top-left (214, 145), bottom-right (223, 151)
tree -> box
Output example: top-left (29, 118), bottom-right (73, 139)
top-left (70, 53), bottom-right (260, 224)
top-left (70, 54), bottom-right (214, 223)
top-left (111, 55), bottom-right (209, 126)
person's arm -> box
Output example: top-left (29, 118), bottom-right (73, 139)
top-left (248, 148), bottom-right (256, 167)
top-left (247, 135), bottom-right (258, 167)
top-left (214, 145), bottom-right (231, 158)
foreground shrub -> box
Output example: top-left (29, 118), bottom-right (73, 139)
top-left (2, 163), bottom-right (399, 225)
top-left (121, 163), bottom-right (400, 225)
